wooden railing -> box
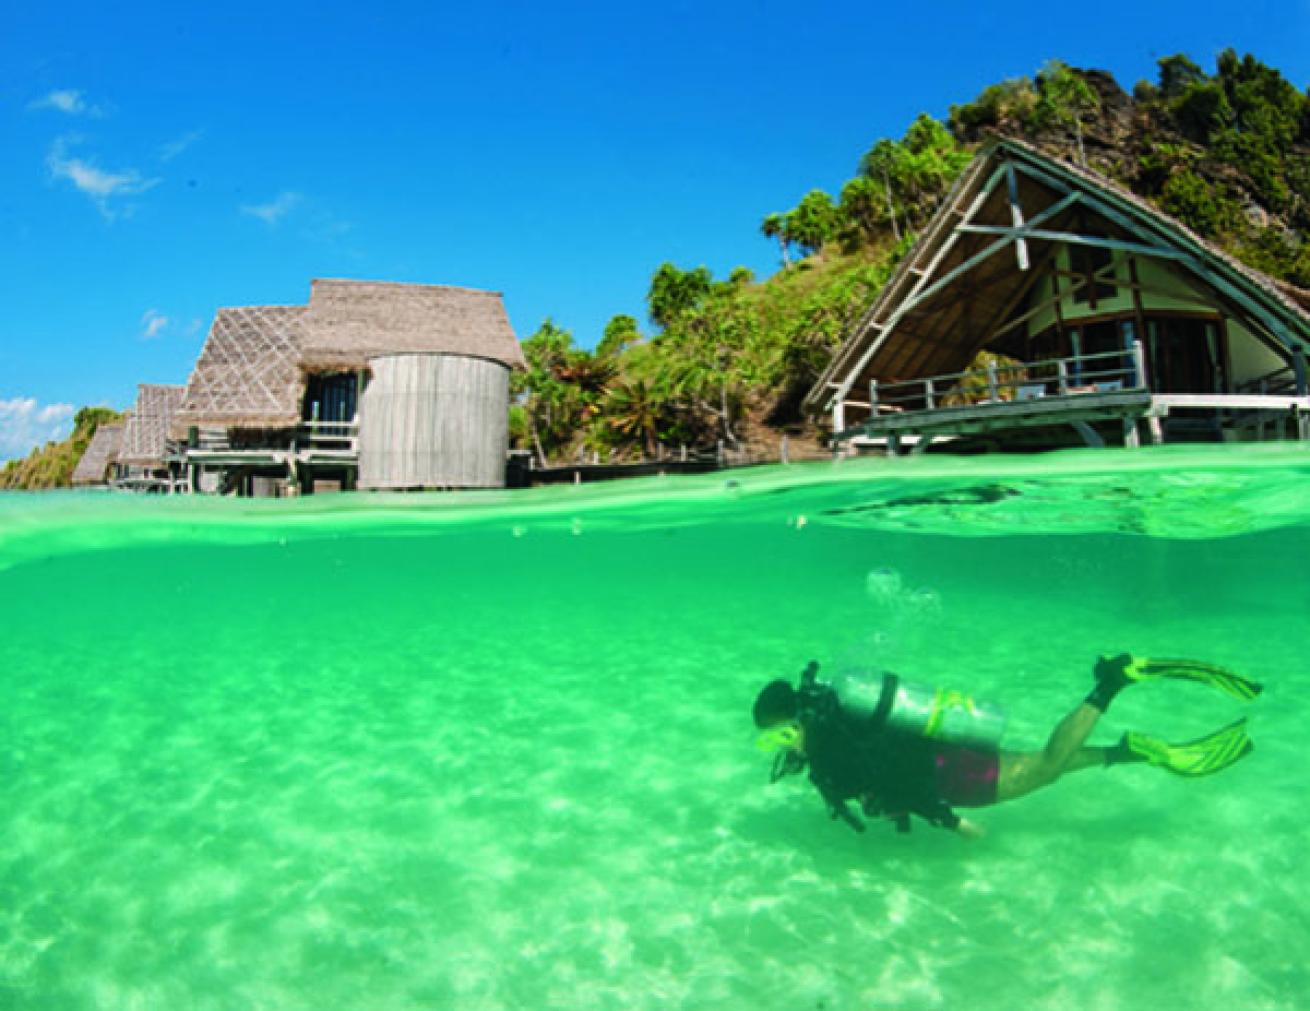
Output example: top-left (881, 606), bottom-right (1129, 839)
top-left (853, 343), bottom-right (1148, 419)
top-left (1238, 366), bottom-right (1298, 396)
top-left (297, 420), bottom-right (358, 452)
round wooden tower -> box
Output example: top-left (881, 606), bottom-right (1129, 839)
top-left (358, 353), bottom-right (511, 489)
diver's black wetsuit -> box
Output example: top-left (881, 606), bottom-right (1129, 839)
top-left (801, 688), bottom-right (964, 832)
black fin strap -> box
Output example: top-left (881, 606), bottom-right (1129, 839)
top-left (830, 799), bottom-right (866, 834)
top-left (870, 672), bottom-right (898, 730)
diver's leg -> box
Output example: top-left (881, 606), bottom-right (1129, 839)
top-left (993, 656), bottom-right (1144, 804)
top-left (995, 702), bottom-right (1105, 802)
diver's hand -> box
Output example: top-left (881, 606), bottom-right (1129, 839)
top-left (955, 817), bottom-right (986, 840)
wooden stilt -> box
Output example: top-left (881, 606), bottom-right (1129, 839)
top-left (1071, 421), bottom-right (1105, 448)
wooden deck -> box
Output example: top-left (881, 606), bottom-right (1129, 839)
top-left (180, 421), bottom-right (359, 494)
top-left (836, 347), bottom-right (1310, 454)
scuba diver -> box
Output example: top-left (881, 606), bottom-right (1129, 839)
top-left (752, 654), bottom-right (1261, 837)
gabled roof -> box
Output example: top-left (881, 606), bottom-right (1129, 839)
top-left (806, 137), bottom-right (1310, 412)
top-left (71, 422), bottom-right (122, 485)
top-left (173, 306), bottom-right (306, 433)
top-left (299, 279), bottom-right (526, 371)
top-left (118, 385), bottom-right (185, 466)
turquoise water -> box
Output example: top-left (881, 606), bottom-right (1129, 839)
top-left (2, 445), bottom-right (1308, 1009)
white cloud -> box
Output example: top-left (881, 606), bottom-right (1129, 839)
top-left (47, 136), bottom-right (160, 219)
top-left (241, 191), bottom-right (302, 225)
top-left (160, 129), bottom-right (203, 162)
top-left (30, 89), bottom-right (103, 116)
top-left (141, 309), bottom-right (169, 340)
top-left (0, 398), bottom-right (76, 462)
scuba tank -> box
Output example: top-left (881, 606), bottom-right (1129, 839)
top-left (833, 669), bottom-right (1006, 749)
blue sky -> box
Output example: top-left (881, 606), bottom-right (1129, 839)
top-left (2, 0), bottom-right (1308, 460)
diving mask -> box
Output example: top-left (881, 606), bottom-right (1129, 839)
top-left (756, 722), bottom-right (806, 783)
top-left (755, 723), bottom-right (802, 753)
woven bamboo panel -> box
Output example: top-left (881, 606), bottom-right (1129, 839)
top-left (118, 385), bottom-right (185, 466)
top-left (173, 306), bottom-right (306, 434)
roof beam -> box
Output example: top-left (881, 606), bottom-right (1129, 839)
top-left (955, 226), bottom-right (1191, 263)
top-left (1006, 163), bottom-right (1029, 271)
top-left (829, 169), bottom-right (1082, 409)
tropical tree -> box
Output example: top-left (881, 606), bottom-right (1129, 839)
top-left (603, 378), bottom-right (663, 458)
top-left (1033, 60), bottom-right (1101, 167)
top-left (858, 139), bottom-right (905, 242)
top-left (1156, 54), bottom-right (1208, 100)
top-left (646, 262), bottom-right (713, 329)
top-left (899, 114), bottom-right (972, 222)
top-left (783, 189), bottom-right (839, 255)
top-left (513, 319), bottom-right (607, 465)
top-left (596, 314), bottom-right (640, 358)
top-left (760, 212), bottom-right (792, 267)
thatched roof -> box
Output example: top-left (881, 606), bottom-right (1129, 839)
top-left (172, 306), bottom-right (306, 434)
top-left (71, 422), bottom-right (123, 485)
top-left (118, 385), bottom-right (185, 467)
top-left (299, 279), bottom-right (525, 372)
top-left (807, 137), bottom-right (1310, 412)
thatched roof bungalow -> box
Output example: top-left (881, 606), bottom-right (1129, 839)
top-left (302, 279), bottom-right (526, 490)
top-left (71, 422), bottom-right (123, 486)
top-left (174, 279), bottom-right (524, 494)
top-left (809, 137), bottom-right (1310, 451)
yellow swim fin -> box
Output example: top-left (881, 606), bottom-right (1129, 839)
top-left (1104, 654), bottom-right (1264, 702)
top-left (1122, 718), bottom-right (1254, 778)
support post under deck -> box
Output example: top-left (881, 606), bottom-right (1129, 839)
top-left (1071, 421), bottom-right (1105, 448)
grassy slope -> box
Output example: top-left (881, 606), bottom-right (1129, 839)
top-left (0, 408), bottom-right (123, 491)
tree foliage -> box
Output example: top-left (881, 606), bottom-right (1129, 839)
top-left (646, 262), bottom-right (713, 329)
top-left (1133, 50), bottom-right (1310, 282)
top-left (1032, 60), bottom-right (1101, 165)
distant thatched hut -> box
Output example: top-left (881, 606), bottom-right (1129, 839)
top-left (116, 385), bottom-right (185, 490)
top-left (172, 279), bottom-right (524, 495)
top-left (71, 422), bottom-right (123, 487)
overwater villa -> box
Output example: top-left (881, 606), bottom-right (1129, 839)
top-left (70, 421), bottom-right (123, 488)
top-left (115, 385), bottom-right (186, 490)
top-left (171, 279), bottom-right (525, 495)
top-left (807, 138), bottom-right (1310, 454)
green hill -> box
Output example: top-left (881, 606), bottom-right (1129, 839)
top-left (1, 407), bottom-right (123, 491)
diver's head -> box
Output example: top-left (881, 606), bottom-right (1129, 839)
top-left (754, 678), bottom-right (806, 782)
top-left (752, 678), bottom-right (798, 729)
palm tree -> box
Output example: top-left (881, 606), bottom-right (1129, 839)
top-left (604, 379), bottom-right (663, 459)
top-left (761, 213), bottom-right (791, 267)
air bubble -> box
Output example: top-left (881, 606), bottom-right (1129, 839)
top-left (866, 567), bottom-right (902, 602)
top-left (910, 587), bottom-right (942, 612)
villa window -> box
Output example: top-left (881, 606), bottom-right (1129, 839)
top-left (1070, 244), bottom-right (1116, 306)
top-left (304, 372), bottom-right (359, 423)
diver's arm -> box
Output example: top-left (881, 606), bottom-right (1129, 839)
top-left (953, 817), bottom-right (985, 839)
top-left (866, 791), bottom-right (970, 835)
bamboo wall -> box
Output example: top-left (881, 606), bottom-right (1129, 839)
top-left (357, 354), bottom-right (510, 489)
